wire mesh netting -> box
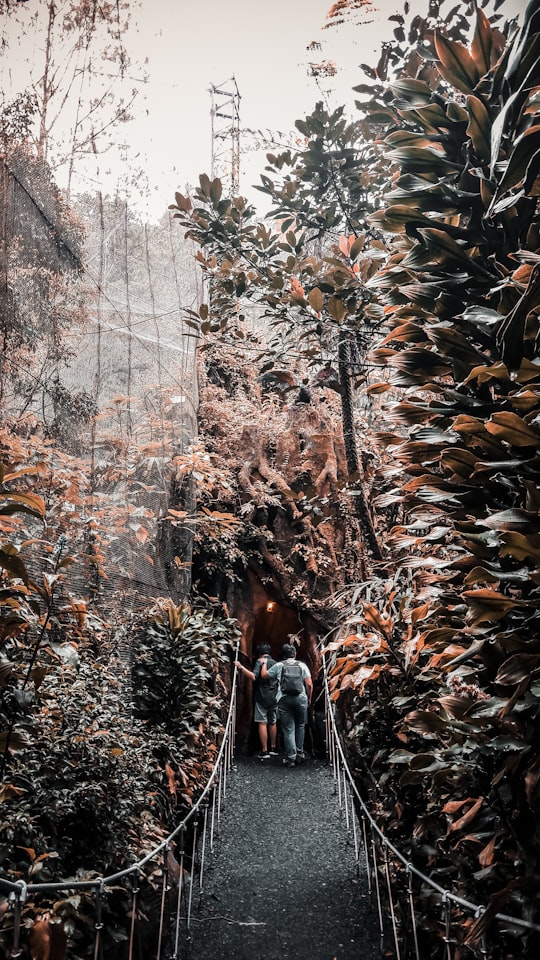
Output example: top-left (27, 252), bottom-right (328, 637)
top-left (1, 143), bottom-right (200, 614)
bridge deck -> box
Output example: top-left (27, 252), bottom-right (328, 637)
top-left (188, 755), bottom-right (379, 960)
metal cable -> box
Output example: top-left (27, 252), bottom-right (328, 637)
top-left (321, 648), bottom-right (540, 940)
top-left (0, 643), bottom-right (240, 959)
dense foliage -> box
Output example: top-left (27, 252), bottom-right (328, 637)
top-left (0, 451), bottom-right (238, 956)
top-left (171, 0), bottom-right (540, 955)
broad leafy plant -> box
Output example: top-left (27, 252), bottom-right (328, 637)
top-left (326, 1), bottom-right (540, 954)
top-left (0, 453), bottom-right (239, 957)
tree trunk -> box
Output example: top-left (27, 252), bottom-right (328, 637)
top-left (338, 334), bottom-right (382, 562)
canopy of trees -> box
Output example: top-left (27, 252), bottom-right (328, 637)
top-left (1, 0), bottom-right (539, 957)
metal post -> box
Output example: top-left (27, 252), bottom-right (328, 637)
top-left (383, 845), bottom-right (401, 960)
top-left (8, 882), bottom-right (26, 959)
top-left (210, 784), bottom-right (217, 852)
top-left (361, 815), bottom-right (372, 895)
top-left (407, 866), bottom-right (421, 960)
top-left (186, 820), bottom-right (199, 929)
top-left (156, 847), bottom-right (169, 960)
top-left (222, 743), bottom-right (228, 798)
top-left (217, 764), bottom-right (223, 831)
top-left (326, 707), bottom-right (334, 767)
top-left (351, 795), bottom-right (360, 870)
top-left (342, 766), bottom-right (350, 830)
top-left (371, 835), bottom-right (385, 955)
top-left (172, 829), bottom-right (186, 960)
top-left (332, 730), bottom-right (339, 786)
top-left (442, 894), bottom-right (453, 960)
top-left (199, 802), bottom-right (209, 893)
top-left (93, 882), bottom-right (104, 960)
top-left (127, 871), bottom-right (140, 960)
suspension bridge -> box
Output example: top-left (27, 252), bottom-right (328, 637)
top-left (1, 652), bottom-right (540, 959)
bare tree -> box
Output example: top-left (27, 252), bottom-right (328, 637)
top-left (0, 0), bottom-right (145, 187)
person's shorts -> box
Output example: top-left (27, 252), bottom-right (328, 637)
top-left (254, 700), bottom-right (278, 724)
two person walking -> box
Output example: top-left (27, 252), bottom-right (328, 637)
top-left (236, 641), bottom-right (312, 767)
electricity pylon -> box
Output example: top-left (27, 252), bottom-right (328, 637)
top-left (209, 77), bottom-right (241, 197)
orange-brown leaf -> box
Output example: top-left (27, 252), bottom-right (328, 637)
top-left (479, 835), bottom-right (497, 867)
top-left (165, 762), bottom-right (177, 798)
top-left (449, 796), bottom-right (484, 832)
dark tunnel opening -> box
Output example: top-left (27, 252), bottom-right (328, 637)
top-left (234, 598), bottom-right (325, 757)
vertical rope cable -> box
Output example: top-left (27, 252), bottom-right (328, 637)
top-left (199, 801), bottom-right (209, 893)
top-left (217, 765), bottom-right (223, 832)
top-left (155, 846), bottom-right (169, 960)
top-left (222, 743), bottom-right (228, 798)
top-left (210, 784), bottom-right (217, 853)
top-left (361, 816), bottom-right (372, 895)
top-left (371, 834), bottom-right (385, 956)
top-left (127, 870), bottom-right (140, 960)
top-left (325, 710), bottom-right (331, 764)
top-left (342, 766), bottom-right (350, 830)
top-left (172, 828), bottom-right (186, 960)
top-left (383, 845), bottom-right (401, 960)
top-left (186, 819), bottom-right (199, 930)
top-left (93, 881), bottom-right (104, 960)
top-left (474, 908), bottom-right (489, 960)
top-left (351, 791), bottom-right (360, 870)
top-left (407, 866), bottom-right (421, 960)
top-left (8, 882), bottom-right (25, 959)
top-left (443, 894), bottom-right (453, 960)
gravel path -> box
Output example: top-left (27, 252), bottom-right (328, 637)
top-left (187, 756), bottom-right (380, 960)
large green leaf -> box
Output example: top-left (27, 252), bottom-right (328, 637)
top-left (462, 589), bottom-right (518, 625)
top-left (493, 125), bottom-right (540, 199)
top-left (466, 95), bottom-right (491, 162)
top-left (471, 8), bottom-right (494, 77)
top-left (0, 492), bottom-right (46, 519)
top-left (434, 31), bottom-right (480, 94)
top-left (485, 411), bottom-right (540, 447)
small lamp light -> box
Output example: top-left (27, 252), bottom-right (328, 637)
top-left (266, 602), bottom-right (275, 612)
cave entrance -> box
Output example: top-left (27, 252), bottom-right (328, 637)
top-left (251, 601), bottom-right (304, 663)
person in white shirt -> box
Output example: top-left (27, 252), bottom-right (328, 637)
top-left (261, 642), bottom-right (312, 767)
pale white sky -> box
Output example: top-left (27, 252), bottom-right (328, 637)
top-left (109, 0), bottom-right (525, 219)
top-left (2, 0), bottom-right (524, 221)
top-left (126, 0), bottom-right (391, 217)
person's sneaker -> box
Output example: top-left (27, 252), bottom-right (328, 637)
top-left (295, 752), bottom-right (305, 765)
top-left (258, 751), bottom-right (270, 761)
top-left (282, 757), bottom-right (296, 768)
top-left (269, 748), bottom-right (279, 756)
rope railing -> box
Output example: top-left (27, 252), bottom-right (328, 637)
top-left (0, 644), bottom-right (239, 960)
top-left (322, 649), bottom-right (540, 959)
